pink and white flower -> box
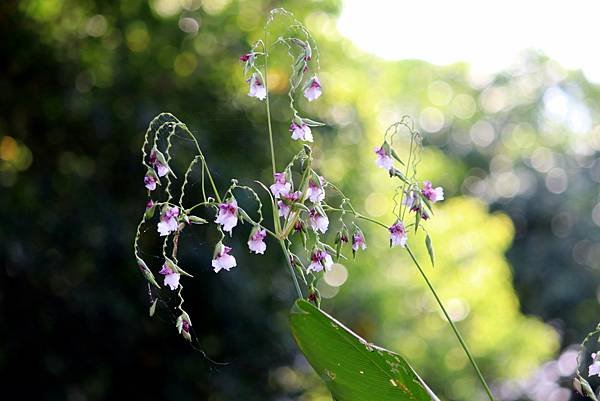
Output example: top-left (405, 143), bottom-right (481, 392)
top-left (309, 208), bottom-right (329, 233)
top-left (215, 199), bottom-right (238, 234)
top-left (403, 191), bottom-right (429, 220)
top-left (374, 146), bottom-right (394, 171)
top-left (402, 191), bottom-right (418, 209)
top-left (248, 73), bottom-right (266, 100)
top-left (144, 171), bottom-right (159, 191)
top-left (389, 220), bottom-right (408, 247)
top-left (177, 312), bottom-right (192, 341)
top-left (289, 122), bottom-right (313, 142)
top-left (307, 176), bottom-right (325, 203)
top-left (304, 76), bottom-right (322, 102)
top-left (278, 191), bottom-right (301, 218)
top-left (277, 200), bottom-right (291, 218)
top-left (159, 262), bottom-right (180, 290)
top-left (149, 149), bottom-right (169, 177)
top-left (157, 206), bottom-right (180, 236)
top-left (247, 227), bottom-right (267, 254)
top-left (590, 353), bottom-right (600, 377)
top-left (212, 244), bottom-right (237, 273)
top-left (422, 181), bottom-right (444, 203)
top-left (270, 172), bottom-right (291, 198)
top-left (352, 231), bottom-right (367, 252)
top-left (307, 249), bottom-right (333, 273)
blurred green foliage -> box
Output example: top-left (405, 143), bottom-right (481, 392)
top-left (1, 0), bottom-right (599, 400)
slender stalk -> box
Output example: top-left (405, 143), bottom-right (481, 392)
top-left (181, 126), bottom-right (221, 203)
top-left (279, 240), bottom-right (303, 299)
top-left (405, 246), bottom-right (496, 401)
top-left (263, 32), bottom-right (277, 178)
top-left (262, 31), bottom-right (302, 299)
top-left (322, 203), bottom-right (495, 400)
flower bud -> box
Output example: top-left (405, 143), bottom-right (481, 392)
top-left (176, 311), bottom-right (192, 342)
top-left (136, 257), bottom-right (160, 288)
top-left (144, 199), bottom-right (156, 220)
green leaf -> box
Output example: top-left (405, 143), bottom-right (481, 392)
top-left (578, 377), bottom-right (599, 401)
top-left (136, 257), bottom-right (160, 289)
top-left (149, 298), bottom-right (158, 317)
top-left (390, 149), bottom-right (406, 166)
top-left (302, 118), bottom-right (326, 127)
top-left (425, 234), bottom-right (435, 268)
top-left (290, 300), bottom-right (439, 401)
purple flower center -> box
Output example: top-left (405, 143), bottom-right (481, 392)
top-left (182, 320), bottom-right (190, 333)
top-left (311, 250), bottom-right (326, 263)
top-left (389, 222), bottom-right (405, 235)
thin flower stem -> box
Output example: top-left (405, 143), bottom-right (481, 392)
top-left (405, 246), bottom-right (496, 401)
top-left (263, 31), bottom-right (277, 179)
top-left (279, 240), bottom-right (303, 299)
top-left (239, 213), bottom-right (277, 238)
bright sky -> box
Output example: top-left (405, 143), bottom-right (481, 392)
top-left (338, 0), bottom-right (600, 83)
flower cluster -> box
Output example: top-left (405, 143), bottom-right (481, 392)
top-left (374, 136), bottom-right (445, 253)
top-left (134, 13), bottom-right (447, 345)
top-left (240, 37), bottom-right (324, 144)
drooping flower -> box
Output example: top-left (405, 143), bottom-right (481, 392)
top-left (403, 190), bottom-right (429, 220)
top-left (159, 262), bottom-right (180, 290)
top-left (149, 149), bottom-right (170, 178)
top-left (402, 190), bottom-right (418, 209)
top-left (289, 122), bottom-right (313, 142)
top-left (307, 176), bottom-right (325, 203)
top-left (144, 170), bottom-right (159, 191)
top-left (421, 181), bottom-right (444, 203)
top-left (278, 191), bottom-right (301, 218)
top-left (215, 199), bottom-right (238, 234)
top-left (247, 227), bottom-right (267, 255)
top-left (157, 206), bottom-right (180, 236)
top-left (590, 353), bottom-right (600, 377)
top-left (374, 146), bottom-right (394, 171)
top-left (309, 208), bottom-right (329, 233)
top-left (270, 172), bottom-right (292, 198)
top-left (307, 249), bottom-right (333, 273)
top-left (389, 220), bottom-right (408, 247)
top-left (248, 73), bottom-right (266, 100)
top-left (303, 76), bottom-right (322, 102)
top-left (294, 220), bottom-right (305, 233)
top-left (212, 243), bottom-right (237, 273)
top-left (176, 311), bottom-right (192, 341)
top-left (277, 200), bottom-right (290, 218)
top-left (352, 231), bottom-right (367, 252)
top-left (239, 52), bottom-right (254, 62)
top-left (144, 199), bottom-right (156, 219)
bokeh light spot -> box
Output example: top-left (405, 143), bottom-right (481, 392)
top-left (364, 192), bottom-right (389, 217)
top-left (173, 52), bottom-right (197, 77)
top-left (126, 22), bottom-right (150, 52)
top-left (545, 168), bottom-right (567, 194)
top-left (427, 80), bottom-right (453, 106)
top-left (86, 15), bottom-right (108, 38)
top-left (178, 17), bottom-right (200, 35)
top-left (419, 107), bottom-right (445, 133)
top-left (450, 93), bottom-right (476, 120)
top-left (150, 0), bottom-right (182, 18)
top-left (0, 136), bottom-right (18, 162)
top-left (324, 264), bottom-right (348, 287)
